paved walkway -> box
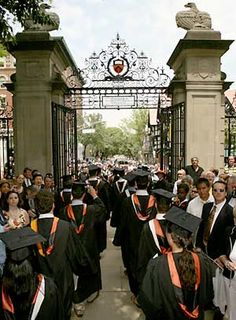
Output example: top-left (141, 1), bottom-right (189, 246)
top-left (71, 225), bottom-right (219, 320)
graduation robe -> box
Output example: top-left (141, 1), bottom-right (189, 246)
top-left (84, 178), bottom-right (111, 253)
top-left (32, 216), bottom-right (88, 320)
top-left (137, 219), bottom-right (169, 286)
top-left (138, 253), bottom-right (214, 320)
top-left (64, 197), bottom-right (106, 303)
top-left (114, 193), bottom-right (157, 295)
top-left (0, 276), bottom-right (64, 320)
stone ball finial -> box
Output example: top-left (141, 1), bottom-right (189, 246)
top-left (176, 2), bottom-right (212, 30)
top-left (23, 3), bottom-right (60, 32)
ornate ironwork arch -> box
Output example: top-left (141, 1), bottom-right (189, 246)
top-left (65, 34), bottom-right (171, 110)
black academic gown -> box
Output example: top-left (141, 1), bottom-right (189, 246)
top-left (138, 253), bottom-right (214, 320)
top-left (34, 217), bottom-right (87, 320)
top-left (137, 219), bottom-right (169, 286)
top-left (65, 197), bottom-right (106, 303)
top-left (84, 178), bottom-right (111, 253)
top-left (0, 276), bottom-right (64, 320)
top-left (110, 178), bottom-right (128, 227)
top-left (114, 193), bottom-right (157, 296)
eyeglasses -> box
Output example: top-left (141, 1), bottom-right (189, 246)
top-left (213, 189), bottom-right (225, 193)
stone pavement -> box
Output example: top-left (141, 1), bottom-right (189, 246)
top-left (70, 224), bottom-right (221, 320)
top-left (71, 224), bottom-right (143, 320)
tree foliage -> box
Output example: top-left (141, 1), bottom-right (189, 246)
top-left (77, 110), bottom-right (148, 160)
top-left (0, 0), bottom-right (52, 44)
top-left (120, 109), bottom-right (148, 158)
top-left (77, 113), bottom-right (106, 159)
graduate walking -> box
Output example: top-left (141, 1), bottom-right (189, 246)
top-left (138, 207), bottom-right (214, 320)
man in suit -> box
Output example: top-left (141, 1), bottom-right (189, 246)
top-left (196, 180), bottom-right (234, 260)
top-left (22, 167), bottom-right (32, 188)
top-left (196, 180), bottom-right (234, 320)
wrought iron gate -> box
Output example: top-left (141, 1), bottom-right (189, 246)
top-left (52, 102), bottom-right (78, 188)
top-left (225, 96), bottom-right (236, 158)
top-left (0, 106), bottom-right (14, 179)
top-left (170, 102), bottom-right (185, 180)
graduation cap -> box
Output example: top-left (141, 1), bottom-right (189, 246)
top-left (133, 169), bottom-right (150, 177)
top-left (113, 167), bottom-right (125, 175)
top-left (124, 171), bottom-right (136, 183)
top-left (164, 206), bottom-right (201, 237)
top-left (0, 227), bottom-right (46, 262)
top-left (61, 174), bottom-right (73, 186)
top-left (141, 165), bottom-right (150, 172)
top-left (72, 180), bottom-right (86, 195)
top-left (88, 164), bottom-right (99, 172)
top-left (88, 164), bottom-right (99, 177)
top-left (152, 188), bottom-right (174, 200)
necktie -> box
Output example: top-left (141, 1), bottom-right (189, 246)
top-left (203, 205), bottom-right (217, 247)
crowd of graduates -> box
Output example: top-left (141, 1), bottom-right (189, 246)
top-left (0, 156), bottom-right (235, 319)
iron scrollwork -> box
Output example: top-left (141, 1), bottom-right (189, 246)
top-left (65, 34), bottom-right (171, 110)
top-left (78, 33), bottom-right (170, 89)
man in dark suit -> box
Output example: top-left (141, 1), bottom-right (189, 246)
top-left (196, 180), bottom-right (234, 320)
top-left (196, 180), bottom-right (234, 260)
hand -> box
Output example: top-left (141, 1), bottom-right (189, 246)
top-left (28, 209), bottom-right (37, 218)
top-left (87, 185), bottom-right (97, 198)
top-left (193, 247), bottom-right (202, 253)
top-left (3, 224), bottom-right (10, 232)
top-left (214, 257), bottom-right (224, 269)
top-left (224, 260), bottom-right (236, 271)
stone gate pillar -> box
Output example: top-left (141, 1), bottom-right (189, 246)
top-left (8, 31), bottom-right (79, 175)
top-left (167, 29), bottom-right (233, 171)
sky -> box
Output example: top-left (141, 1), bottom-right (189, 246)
top-left (48, 0), bottom-right (236, 127)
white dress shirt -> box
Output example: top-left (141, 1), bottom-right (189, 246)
top-left (187, 194), bottom-right (214, 218)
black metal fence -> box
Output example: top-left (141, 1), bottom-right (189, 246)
top-left (170, 102), bottom-right (185, 180)
top-left (225, 97), bottom-right (236, 159)
top-left (0, 117), bottom-right (14, 179)
top-left (52, 102), bottom-right (78, 189)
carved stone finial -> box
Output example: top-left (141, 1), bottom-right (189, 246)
top-left (23, 3), bottom-right (60, 32)
top-left (176, 2), bottom-right (212, 31)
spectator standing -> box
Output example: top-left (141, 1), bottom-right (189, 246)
top-left (219, 207), bottom-right (236, 320)
top-left (224, 155), bottom-right (236, 176)
top-left (196, 180), bottom-right (234, 320)
top-left (4, 191), bottom-right (29, 229)
top-left (172, 169), bottom-right (186, 195)
top-left (22, 167), bottom-right (32, 188)
top-left (187, 178), bottom-right (214, 219)
top-left (185, 157), bottom-right (204, 185)
top-left (227, 175), bottom-right (236, 208)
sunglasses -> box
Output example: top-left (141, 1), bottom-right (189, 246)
top-left (213, 189), bottom-right (225, 193)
